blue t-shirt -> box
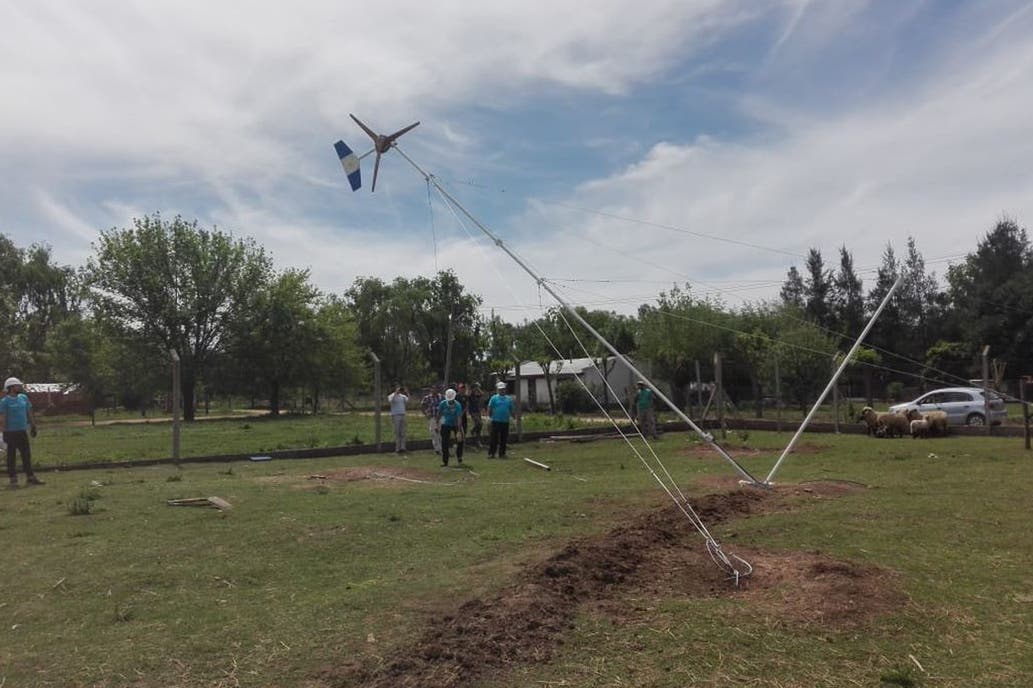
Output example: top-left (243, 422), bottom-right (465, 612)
top-left (0, 393), bottom-right (32, 432)
top-left (635, 388), bottom-right (653, 411)
top-left (438, 400), bottom-right (463, 428)
top-left (488, 393), bottom-right (513, 423)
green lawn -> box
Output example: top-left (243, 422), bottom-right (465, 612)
top-left (4, 430), bottom-right (1033, 686)
top-left (30, 412), bottom-right (598, 468)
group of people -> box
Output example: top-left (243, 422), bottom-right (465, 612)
top-left (2, 376), bottom-right (42, 488)
top-left (386, 380), bottom-right (514, 466)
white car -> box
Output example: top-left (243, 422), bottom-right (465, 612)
top-left (889, 387), bottom-right (1007, 426)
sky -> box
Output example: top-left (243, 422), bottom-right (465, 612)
top-left (3, 0), bottom-right (1033, 323)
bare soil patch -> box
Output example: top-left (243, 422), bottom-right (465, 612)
top-left (681, 441), bottom-right (828, 459)
top-left (257, 466), bottom-right (448, 489)
top-left (324, 480), bottom-right (897, 688)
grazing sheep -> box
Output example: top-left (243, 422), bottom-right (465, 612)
top-left (905, 409), bottom-right (949, 436)
top-left (910, 419), bottom-right (930, 438)
top-left (923, 410), bottom-right (948, 436)
top-left (860, 407), bottom-right (909, 438)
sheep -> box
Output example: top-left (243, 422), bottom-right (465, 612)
top-left (923, 410), bottom-right (949, 436)
top-left (905, 409), bottom-right (949, 436)
top-left (910, 418), bottom-right (930, 438)
top-left (860, 407), bottom-right (909, 438)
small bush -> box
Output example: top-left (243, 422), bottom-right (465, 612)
top-left (68, 497), bottom-right (92, 516)
top-left (556, 381), bottom-right (595, 414)
top-left (114, 603), bottom-right (134, 623)
top-left (351, 435), bottom-right (363, 445)
top-left (166, 474), bottom-right (182, 483)
top-left (880, 666), bottom-right (918, 687)
top-left (887, 381), bottom-right (905, 402)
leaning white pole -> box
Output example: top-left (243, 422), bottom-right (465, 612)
top-left (764, 275), bottom-right (904, 485)
top-left (393, 145), bottom-right (762, 485)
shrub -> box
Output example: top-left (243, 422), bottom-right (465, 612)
top-left (887, 381), bottom-right (905, 402)
top-left (556, 381), bottom-right (594, 414)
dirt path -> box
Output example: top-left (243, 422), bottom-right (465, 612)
top-left (320, 480), bottom-right (900, 688)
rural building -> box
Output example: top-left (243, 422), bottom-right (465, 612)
top-left (504, 357), bottom-right (649, 410)
top-left (23, 383), bottom-right (90, 416)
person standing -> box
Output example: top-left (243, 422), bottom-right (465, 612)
top-left (438, 388), bottom-right (464, 466)
top-left (1, 377), bottom-right (42, 488)
top-left (487, 381), bottom-right (514, 459)
top-left (421, 386), bottom-right (443, 454)
top-left (468, 382), bottom-right (484, 446)
top-left (387, 385), bottom-right (409, 453)
top-left (455, 382), bottom-right (470, 442)
top-left (634, 380), bottom-right (659, 440)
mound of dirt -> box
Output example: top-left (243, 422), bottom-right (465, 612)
top-left (325, 481), bottom-right (897, 688)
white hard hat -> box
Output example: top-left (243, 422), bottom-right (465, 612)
top-left (444, 388), bottom-right (457, 401)
top-left (4, 377), bottom-right (23, 390)
top-left (496, 381), bottom-right (507, 390)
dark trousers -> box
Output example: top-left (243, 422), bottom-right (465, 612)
top-left (4, 430), bottom-right (33, 480)
top-left (441, 425), bottom-right (464, 464)
top-left (488, 421), bottom-right (509, 457)
top-left (471, 414), bottom-right (483, 443)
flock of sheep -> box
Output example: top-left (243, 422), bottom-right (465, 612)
top-left (859, 407), bottom-right (948, 439)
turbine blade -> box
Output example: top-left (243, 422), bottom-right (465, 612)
top-left (371, 152), bottom-right (382, 192)
top-left (333, 140), bottom-right (362, 191)
top-left (385, 120), bottom-right (420, 143)
top-left (349, 114), bottom-right (379, 143)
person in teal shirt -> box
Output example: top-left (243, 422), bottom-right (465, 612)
top-left (634, 380), bottom-right (658, 440)
top-left (437, 388), bottom-right (464, 466)
top-left (487, 381), bottom-right (514, 458)
top-left (1, 377), bottom-right (42, 488)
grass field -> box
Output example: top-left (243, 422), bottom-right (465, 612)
top-left (28, 412), bottom-right (598, 468)
top-left (4, 428), bottom-right (1033, 686)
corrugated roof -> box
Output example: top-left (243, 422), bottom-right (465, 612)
top-left (506, 357), bottom-right (624, 378)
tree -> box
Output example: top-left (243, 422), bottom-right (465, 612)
top-left (87, 214), bottom-right (272, 420)
top-left (637, 285), bottom-right (734, 410)
top-left (946, 217), bottom-right (1033, 374)
top-left (831, 246), bottom-right (864, 339)
top-left (307, 296), bottom-right (365, 412)
top-left (230, 269), bottom-right (320, 415)
top-left (865, 243), bottom-right (903, 365)
top-left (780, 266), bottom-right (805, 309)
top-left (803, 248), bottom-right (833, 329)
top-left (47, 315), bottom-right (116, 424)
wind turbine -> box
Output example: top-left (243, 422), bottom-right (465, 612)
top-left (333, 114), bottom-right (420, 192)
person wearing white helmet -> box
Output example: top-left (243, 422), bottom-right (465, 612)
top-left (487, 381), bottom-right (514, 459)
top-left (437, 388), bottom-right (464, 467)
top-left (1, 376), bottom-right (42, 488)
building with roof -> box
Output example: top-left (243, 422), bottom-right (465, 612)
top-left (504, 356), bottom-right (650, 410)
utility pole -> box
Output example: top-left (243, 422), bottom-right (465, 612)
top-left (170, 349), bottom-right (181, 463)
top-left (775, 355), bottom-right (782, 433)
top-left (370, 351), bottom-right (382, 452)
top-left (443, 312), bottom-right (455, 389)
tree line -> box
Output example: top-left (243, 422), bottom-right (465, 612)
top-left (3, 214), bottom-right (1030, 421)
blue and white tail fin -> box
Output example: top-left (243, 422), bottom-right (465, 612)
top-left (333, 140), bottom-right (362, 191)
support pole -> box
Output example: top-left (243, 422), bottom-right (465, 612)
top-left (982, 346), bottom-right (991, 436)
top-left (170, 349), bottom-right (181, 463)
top-left (714, 352), bottom-right (726, 440)
top-left (515, 360), bottom-right (523, 442)
top-left (695, 359), bottom-right (703, 420)
top-left (765, 275), bottom-right (904, 485)
top-left (370, 351), bottom-right (382, 453)
top-left (443, 313), bottom-right (455, 390)
top-left (832, 354), bottom-right (841, 434)
top-left (1021, 376), bottom-right (1030, 451)
top-left (394, 146), bottom-right (761, 485)
top-left (775, 355), bottom-right (782, 433)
